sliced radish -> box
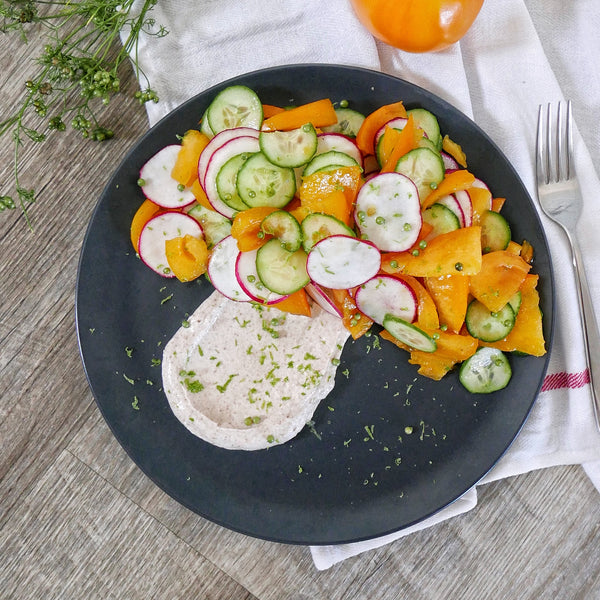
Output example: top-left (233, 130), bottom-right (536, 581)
top-left (355, 275), bottom-right (417, 326)
top-left (138, 211), bottom-right (203, 277)
top-left (198, 127), bottom-right (259, 188)
top-left (316, 133), bottom-right (363, 167)
top-left (306, 235), bottom-right (381, 290)
top-left (437, 194), bottom-right (466, 228)
top-left (471, 177), bottom-right (490, 191)
top-left (235, 249), bottom-right (287, 304)
top-left (441, 151), bottom-right (460, 171)
top-left (374, 117), bottom-right (408, 147)
top-left (203, 135), bottom-right (260, 218)
top-left (354, 171), bottom-right (421, 252)
top-left (305, 282), bottom-right (343, 318)
top-left (454, 190), bottom-right (474, 227)
top-left (139, 145), bottom-right (196, 209)
top-left (207, 236), bottom-right (251, 302)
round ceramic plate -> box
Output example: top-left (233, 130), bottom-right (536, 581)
top-left (76, 64), bottom-right (554, 545)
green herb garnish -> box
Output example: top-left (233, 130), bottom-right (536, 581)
top-left (0, 0), bottom-right (168, 226)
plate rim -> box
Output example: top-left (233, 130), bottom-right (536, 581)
top-left (75, 63), bottom-right (555, 545)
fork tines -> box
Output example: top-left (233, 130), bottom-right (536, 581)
top-left (536, 100), bottom-right (574, 185)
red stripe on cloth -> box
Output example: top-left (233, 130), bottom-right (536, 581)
top-left (541, 369), bottom-right (590, 392)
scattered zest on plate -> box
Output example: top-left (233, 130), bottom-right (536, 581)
top-left (130, 84), bottom-right (546, 394)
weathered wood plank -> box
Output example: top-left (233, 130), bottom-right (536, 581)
top-left (0, 25), bottom-right (150, 526)
top-left (67, 410), bottom-right (600, 600)
top-left (0, 450), bottom-right (257, 600)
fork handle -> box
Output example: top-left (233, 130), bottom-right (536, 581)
top-left (569, 234), bottom-right (600, 432)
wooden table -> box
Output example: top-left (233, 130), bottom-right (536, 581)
top-left (1, 23), bottom-right (599, 600)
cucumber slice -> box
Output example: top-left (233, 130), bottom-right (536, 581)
top-left (259, 123), bottom-right (317, 168)
top-left (207, 85), bottom-right (263, 134)
top-left (354, 171), bottom-right (421, 252)
top-left (417, 136), bottom-right (440, 153)
top-left (200, 108), bottom-right (215, 138)
top-left (216, 152), bottom-right (253, 212)
top-left (395, 147), bottom-right (445, 205)
top-left (300, 212), bottom-right (355, 253)
top-left (465, 298), bottom-right (516, 342)
top-left (508, 291), bottom-right (522, 315)
top-left (322, 107), bottom-right (365, 138)
top-left (459, 347), bottom-right (512, 393)
top-left (261, 210), bottom-right (302, 252)
top-left (198, 127), bottom-right (259, 189)
top-left (256, 238), bottom-right (309, 295)
top-left (407, 108), bottom-right (442, 150)
top-left (382, 314), bottom-right (437, 353)
top-left (235, 248), bottom-right (287, 304)
top-left (187, 203), bottom-right (232, 248)
top-left (422, 203), bottom-right (461, 239)
top-left (203, 135), bottom-right (260, 218)
top-left (236, 152), bottom-right (296, 208)
top-left (480, 210), bottom-right (512, 253)
top-left (303, 150), bottom-right (359, 177)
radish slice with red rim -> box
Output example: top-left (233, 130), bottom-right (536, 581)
top-left (139, 145), bottom-right (196, 209)
top-left (354, 171), bottom-right (421, 252)
top-left (207, 235), bottom-right (251, 302)
top-left (235, 249), bottom-right (288, 305)
top-left (306, 234), bottom-right (381, 290)
top-left (316, 133), bottom-right (363, 167)
top-left (203, 135), bottom-right (260, 218)
top-left (441, 151), bottom-right (460, 171)
top-left (355, 274), bottom-right (417, 326)
top-left (305, 282), bottom-right (343, 318)
top-left (471, 177), bottom-right (490, 191)
top-left (438, 194), bottom-right (466, 228)
top-left (198, 126), bottom-right (260, 188)
top-left (454, 190), bottom-right (474, 227)
top-left (374, 117), bottom-right (408, 148)
top-left (138, 211), bottom-right (203, 277)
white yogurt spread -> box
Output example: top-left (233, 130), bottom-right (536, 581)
top-left (162, 291), bottom-right (350, 450)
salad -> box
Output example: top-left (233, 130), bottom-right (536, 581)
top-left (130, 84), bottom-right (546, 394)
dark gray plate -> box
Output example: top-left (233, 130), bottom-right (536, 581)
top-left (76, 64), bottom-right (554, 545)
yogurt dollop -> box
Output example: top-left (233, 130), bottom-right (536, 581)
top-left (162, 291), bottom-right (350, 450)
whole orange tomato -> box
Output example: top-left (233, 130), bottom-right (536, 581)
top-left (349, 0), bottom-right (484, 53)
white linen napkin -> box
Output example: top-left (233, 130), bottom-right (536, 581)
top-left (122, 0), bottom-right (600, 570)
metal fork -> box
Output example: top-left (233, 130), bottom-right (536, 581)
top-left (536, 101), bottom-right (600, 431)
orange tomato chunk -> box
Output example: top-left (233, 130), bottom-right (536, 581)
top-left (165, 234), bottom-right (208, 282)
top-left (171, 130), bottom-right (210, 187)
top-left (272, 288), bottom-right (312, 317)
top-left (261, 99), bottom-right (337, 131)
top-left (230, 207), bottom-right (278, 251)
top-left (469, 250), bottom-right (531, 312)
top-left (131, 199), bottom-right (161, 253)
